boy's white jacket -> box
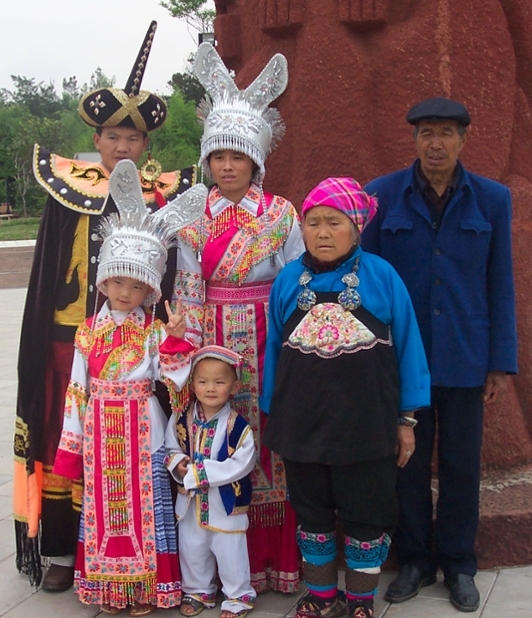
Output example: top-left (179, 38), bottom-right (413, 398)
top-left (165, 401), bottom-right (256, 532)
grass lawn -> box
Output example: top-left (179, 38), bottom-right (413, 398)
top-left (0, 217), bottom-right (40, 241)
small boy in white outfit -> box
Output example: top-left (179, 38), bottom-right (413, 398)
top-left (165, 345), bottom-right (257, 618)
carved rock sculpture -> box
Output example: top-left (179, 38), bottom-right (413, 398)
top-left (212, 0), bottom-right (532, 567)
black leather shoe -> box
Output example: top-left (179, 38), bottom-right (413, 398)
top-left (444, 574), bottom-right (480, 612)
top-left (384, 564), bottom-right (437, 603)
top-left (41, 564), bottom-right (74, 592)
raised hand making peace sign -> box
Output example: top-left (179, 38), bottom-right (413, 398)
top-left (164, 299), bottom-right (186, 339)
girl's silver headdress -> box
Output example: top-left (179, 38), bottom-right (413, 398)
top-left (97, 160), bottom-right (207, 305)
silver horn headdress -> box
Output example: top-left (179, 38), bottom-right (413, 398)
top-left (97, 159), bottom-right (207, 305)
top-left (194, 43), bottom-right (289, 184)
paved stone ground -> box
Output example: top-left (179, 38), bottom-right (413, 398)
top-left (0, 242), bottom-right (531, 616)
top-left (0, 241), bottom-right (35, 289)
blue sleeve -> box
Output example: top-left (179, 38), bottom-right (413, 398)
top-left (487, 187), bottom-right (517, 373)
top-left (259, 276), bottom-right (286, 414)
top-left (376, 263), bottom-right (431, 412)
top-left (387, 267), bottom-right (431, 411)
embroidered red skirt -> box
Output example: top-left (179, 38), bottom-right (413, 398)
top-left (75, 378), bottom-right (181, 608)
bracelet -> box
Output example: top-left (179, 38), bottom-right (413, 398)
top-left (398, 415), bottom-right (418, 428)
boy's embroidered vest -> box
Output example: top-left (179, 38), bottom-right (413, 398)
top-left (177, 408), bottom-right (253, 515)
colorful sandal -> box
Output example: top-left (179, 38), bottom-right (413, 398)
top-left (294, 592), bottom-right (346, 618)
top-left (180, 595), bottom-right (205, 617)
top-left (220, 611), bottom-right (249, 618)
top-left (347, 599), bottom-right (374, 618)
top-left (128, 603), bottom-right (155, 617)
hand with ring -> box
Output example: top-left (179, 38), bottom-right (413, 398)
top-left (397, 423), bottom-right (415, 468)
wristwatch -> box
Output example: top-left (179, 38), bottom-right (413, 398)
top-left (398, 415), bottom-right (418, 428)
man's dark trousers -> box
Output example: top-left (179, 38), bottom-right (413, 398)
top-left (394, 386), bottom-right (484, 577)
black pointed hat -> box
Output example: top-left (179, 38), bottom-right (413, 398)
top-left (79, 21), bottom-right (166, 133)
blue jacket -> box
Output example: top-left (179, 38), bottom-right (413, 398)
top-left (260, 247), bottom-right (431, 414)
top-left (362, 161), bottom-right (517, 387)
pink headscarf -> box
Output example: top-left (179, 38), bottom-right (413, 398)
top-left (301, 177), bottom-right (378, 230)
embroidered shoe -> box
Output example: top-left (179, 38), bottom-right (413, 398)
top-left (294, 592), bottom-right (346, 618)
top-left (347, 599), bottom-right (374, 618)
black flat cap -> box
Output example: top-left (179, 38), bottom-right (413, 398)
top-left (407, 97), bottom-right (471, 127)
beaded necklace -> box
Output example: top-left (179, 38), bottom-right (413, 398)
top-left (210, 203), bottom-right (261, 239)
top-left (199, 184), bottom-right (283, 272)
top-left (90, 309), bottom-right (147, 357)
top-left (297, 256), bottom-right (362, 311)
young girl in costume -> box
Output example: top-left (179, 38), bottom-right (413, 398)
top-left (173, 42), bottom-right (304, 597)
top-left (165, 345), bottom-right (257, 618)
top-left (53, 160), bottom-right (207, 616)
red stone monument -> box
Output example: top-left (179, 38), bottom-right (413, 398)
top-left (212, 0), bottom-right (532, 567)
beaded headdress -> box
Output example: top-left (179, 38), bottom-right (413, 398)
top-left (194, 42), bottom-right (289, 184)
top-left (191, 345), bottom-right (244, 380)
top-left (97, 159), bottom-right (207, 305)
top-left (79, 21), bottom-right (167, 133)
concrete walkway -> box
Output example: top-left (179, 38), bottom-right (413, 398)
top-left (0, 286), bottom-right (531, 616)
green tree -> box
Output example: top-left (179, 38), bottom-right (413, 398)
top-left (7, 112), bottom-right (69, 216)
top-left (0, 104), bottom-right (18, 204)
top-left (161, 0), bottom-right (215, 31)
top-left (88, 67), bottom-right (115, 90)
top-left (168, 71), bottom-right (206, 105)
top-left (0, 75), bottom-right (96, 216)
top-left (5, 76), bottom-right (63, 118)
top-left (149, 90), bottom-right (202, 171)
top-left (0, 109), bottom-right (43, 216)
top-left (62, 76), bottom-right (82, 102)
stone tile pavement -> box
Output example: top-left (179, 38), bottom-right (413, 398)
top-left (0, 241), bottom-right (35, 289)
top-left (0, 269), bottom-right (531, 616)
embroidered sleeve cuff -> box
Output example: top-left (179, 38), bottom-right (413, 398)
top-left (165, 452), bottom-right (186, 484)
top-left (53, 448), bottom-right (83, 480)
top-left (159, 337), bottom-right (195, 356)
top-left (183, 463), bottom-right (210, 492)
top-left (64, 380), bottom-right (88, 419)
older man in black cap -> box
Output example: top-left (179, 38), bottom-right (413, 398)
top-left (362, 97), bottom-right (517, 612)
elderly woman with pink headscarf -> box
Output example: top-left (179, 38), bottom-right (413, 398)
top-left (260, 178), bottom-right (430, 618)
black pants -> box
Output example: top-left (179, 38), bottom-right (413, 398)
top-left (284, 456), bottom-right (398, 541)
top-left (394, 386), bottom-right (484, 577)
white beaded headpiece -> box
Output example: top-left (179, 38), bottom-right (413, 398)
top-left (97, 159), bottom-right (207, 306)
top-left (194, 43), bottom-right (289, 184)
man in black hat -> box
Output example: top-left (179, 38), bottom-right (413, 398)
top-left (362, 97), bottom-right (517, 612)
top-left (13, 22), bottom-right (196, 592)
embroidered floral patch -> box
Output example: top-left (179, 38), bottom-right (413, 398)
top-left (287, 303), bottom-right (385, 358)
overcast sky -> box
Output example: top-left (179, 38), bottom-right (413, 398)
top-left (1, 1), bottom-right (209, 96)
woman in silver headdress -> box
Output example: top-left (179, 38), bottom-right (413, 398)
top-left (173, 44), bottom-right (304, 613)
